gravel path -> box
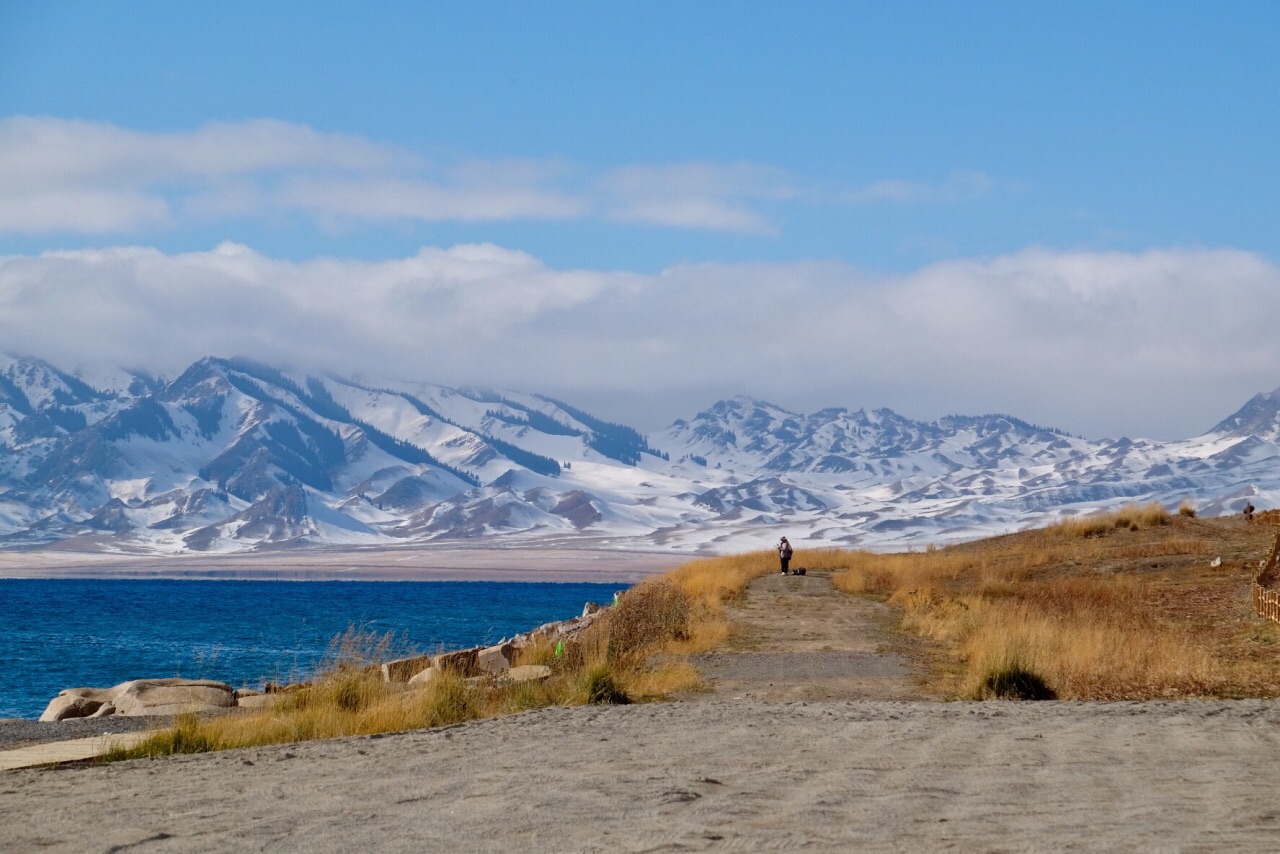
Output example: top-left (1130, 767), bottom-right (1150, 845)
top-left (683, 570), bottom-right (927, 701)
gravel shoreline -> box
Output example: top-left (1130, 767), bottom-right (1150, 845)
top-left (0, 715), bottom-right (171, 750)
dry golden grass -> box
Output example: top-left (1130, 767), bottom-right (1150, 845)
top-left (1111, 539), bottom-right (1214, 559)
top-left (110, 656), bottom-right (614, 760)
top-left (1252, 509), bottom-right (1280, 526)
top-left (619, 658), bottom-right (702, 697)
top-left (106, 630), bottom-right (494, 759)
top-left (1042, 502), bottom-right (1172, 539)
top-left (832, 512), bottom-right (1280, 700)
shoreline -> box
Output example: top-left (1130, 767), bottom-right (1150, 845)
top-left (0, 546), bottom-right (688, 583)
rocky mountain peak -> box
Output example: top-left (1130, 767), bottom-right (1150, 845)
top-left (1208, 386), bottom-right (1280, 440)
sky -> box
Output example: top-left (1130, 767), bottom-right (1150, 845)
top-left (1, 2), bottom-right (1278, 439)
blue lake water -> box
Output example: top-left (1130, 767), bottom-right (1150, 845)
top-left (0, 578), bottom-right (627, 720)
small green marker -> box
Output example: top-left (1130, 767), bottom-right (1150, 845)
top-left (555, 640), bottom-right (564, 659)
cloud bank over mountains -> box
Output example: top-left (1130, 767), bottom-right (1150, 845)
top-left (2, 238), bottom-right (1276, 440)
top-left (2, 117), bottom-right (1267, 441)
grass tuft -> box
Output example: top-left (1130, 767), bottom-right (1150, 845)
top-left (104, 713), bottom-right (215, 760)
top-left (1045, 503), bottom-right (1171, 539)
top-left (606, 580), bottom-right (690, 666)
top-left (583, 664), bottom-right (631, 705)
top-left (974, 661), bottom-right (1057, 701)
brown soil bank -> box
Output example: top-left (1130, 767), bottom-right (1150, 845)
top-left (5, 700), bottom-right (1280, 852)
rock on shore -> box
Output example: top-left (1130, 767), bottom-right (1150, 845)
top-left (39, 679), bottom-right (242, 722)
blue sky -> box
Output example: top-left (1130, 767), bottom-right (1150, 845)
top-left (1, 2), bottom-right (1278, 438)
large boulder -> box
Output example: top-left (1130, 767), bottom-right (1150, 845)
top-left (476, 642), bottom-right (514, 675)
top-left (234, 688), bottom-right (277, 711)
top-left (435, 648), bottom-right (479, 677)
top-left (528, 610), bottom-right (602, 642)
top-left (110, 679), bottom-right (237, 717)
top-left (504, 665), bottom-right (552, 684)
top-left (40, 679), bottom-right (237, 721)
top-left (408, 666), bottom-right (442, 687)
top-left (382, 645), bottom-right (514, 683)
top-left (381, 654), bottom-right (436, 683)
top-left (39, 688), bottom-right (113, 722)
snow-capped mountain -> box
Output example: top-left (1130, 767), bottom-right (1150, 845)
top-left (1, 354), bottom-right (1277, 555)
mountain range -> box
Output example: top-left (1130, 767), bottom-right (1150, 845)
top-left (1, 353), bottom-right (1277, 556)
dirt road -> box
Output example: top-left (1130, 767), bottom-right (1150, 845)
top-left (685, 569), bottom-right (926, 702)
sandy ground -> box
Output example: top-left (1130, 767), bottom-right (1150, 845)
top-left (6, 568), bottom-right (1280, 850)
top-left (5, 701), bottom-right (1280, 852)
top-left (0, 546), bottom-right (685, 583)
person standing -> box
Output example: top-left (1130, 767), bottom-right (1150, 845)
top-left (778, 536), bottom-right (793, 575)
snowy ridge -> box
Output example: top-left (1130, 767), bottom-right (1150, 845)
top-left (2, 356), bottom-right (1279, 555)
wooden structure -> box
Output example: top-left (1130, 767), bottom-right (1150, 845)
top-left (1251, 532), bottom-right (1280, 625)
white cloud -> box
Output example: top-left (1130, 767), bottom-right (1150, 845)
top-left (843, 170), bottom-right (994, 205)
top-left (598, 162), bottom-right (796, 234)
top-left (2, 242), bottom-right (1278, 439)
top-left (0, 116), bottom-right (579, 234)
top-left (0, 118), bottom-right (991, 237)
top-left (0, 116), bottom-right (408, 192)
top-left (276, 177), bottom-right (589, 223)
top-left (0, 189), bottom-right (172, 234)
top-left (605, 197), bottom-right (775, 234)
